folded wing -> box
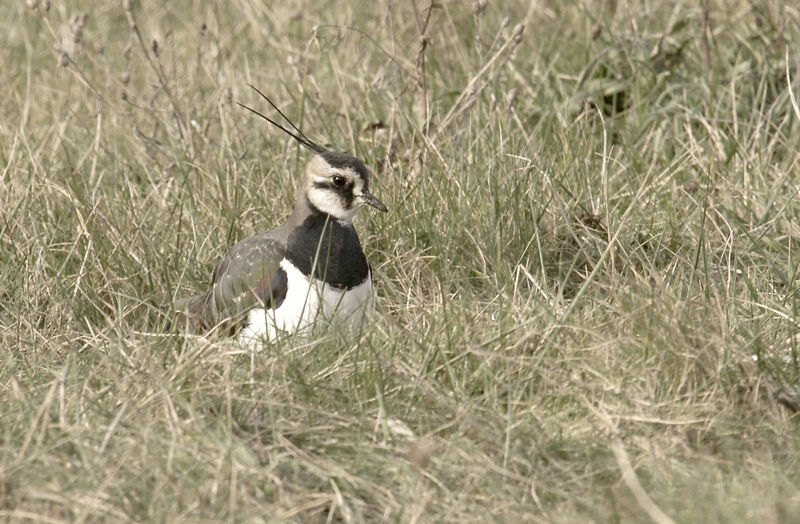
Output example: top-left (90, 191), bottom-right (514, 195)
top-left (181, 232), bottom-right (287, 332)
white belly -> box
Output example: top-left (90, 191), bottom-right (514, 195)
top-left (238, 258), bottom-right (373, 345)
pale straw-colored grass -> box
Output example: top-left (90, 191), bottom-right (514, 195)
top-left (2, 0), bottom-right (799, 521)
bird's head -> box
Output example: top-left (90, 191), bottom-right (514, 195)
top-left (303, 152), bottom-right (387, 222)
top-left (237, 84), bottom-right (388, 223)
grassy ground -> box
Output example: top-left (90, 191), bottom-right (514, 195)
top-left (2, 0), bottom-right (800, 521)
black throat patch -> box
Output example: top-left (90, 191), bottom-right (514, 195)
top-left (286, 212), bottom-right (370, 289)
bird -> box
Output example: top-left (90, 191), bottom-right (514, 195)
top-left (179, 85), bottom-right (388, 345)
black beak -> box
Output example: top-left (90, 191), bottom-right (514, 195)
top-left (359, 190), bottom-right (388, 212)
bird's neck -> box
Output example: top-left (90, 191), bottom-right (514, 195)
top-left (285, 195), bottom-right (367, 288)
top-left (289, 193), bottom-right (352, 227)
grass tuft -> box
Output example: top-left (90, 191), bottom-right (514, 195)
top-left (2, 0), bottom-right (800, 521)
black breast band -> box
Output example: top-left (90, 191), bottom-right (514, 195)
top-left (286, 214), bottom-right (370, 289)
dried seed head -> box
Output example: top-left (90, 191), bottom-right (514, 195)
top-left (151, 39), bottom-right (158, 56)
top-left (511, 23), bottom-right (524, 44)
top-left (121, 90), bottom-right (128, 101)
top-left (41, 0), bottom-right (50, 12)
top-left (26, 0), bottom-right (38, 10)
top-left (73, 12), bottom-right (87, 30)
top-left (70, 12), bottom-right (88, 44)
top-left (682, 180), bottom-right (699, 194)
top-left (123, 0), bottom-right (133, 14)
top-left (121, 71), bottom-right (130, 84)
top-left (473, 0), bottom-right (487, 14)
top-left (58, 51), bottom-right (69, 67)
top-left (222, 87), bottom-right (233, 106)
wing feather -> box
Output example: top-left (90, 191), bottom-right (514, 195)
top-left (182, 231), bottom-right (287, 331)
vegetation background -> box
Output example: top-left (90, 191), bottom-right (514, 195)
top-left (2, 0), bottom-right (800, 521)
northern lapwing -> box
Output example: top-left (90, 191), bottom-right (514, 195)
top-left (180, 86), bottom-right (387, 344)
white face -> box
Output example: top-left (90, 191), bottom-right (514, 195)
top-left (305, 155), bottom-right (367, 222)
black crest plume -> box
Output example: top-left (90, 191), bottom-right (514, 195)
top-left (236, 84), bottom-right (327, 154)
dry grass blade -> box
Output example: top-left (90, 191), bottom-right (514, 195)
top-left (611, 438), bottom-right (676, 524)
top-left (2, 0), bottom-right (800, 521)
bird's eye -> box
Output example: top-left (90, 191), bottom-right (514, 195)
top-left (332, 175), bottom-right (346, 187)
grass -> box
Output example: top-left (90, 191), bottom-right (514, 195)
top-left (2, 0), bottom-right (800, 521)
